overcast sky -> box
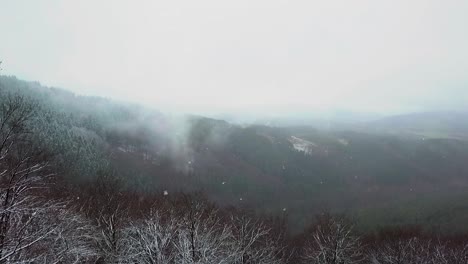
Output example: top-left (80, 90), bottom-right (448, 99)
top-left (1, 0), bottom-right (468, 115)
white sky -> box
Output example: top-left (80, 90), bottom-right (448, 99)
top-left (1, 0), bottom-right (468, 115)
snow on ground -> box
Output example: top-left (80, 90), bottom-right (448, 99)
top-left (118, 147), bottom-right (127, 152)
top-left (289, 136), bottom-right (317, 155)
top-left (338, 138), bottom-right (349, 146)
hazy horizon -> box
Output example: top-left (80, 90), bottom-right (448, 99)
top-left (1, 0), bottom-right (468, 116)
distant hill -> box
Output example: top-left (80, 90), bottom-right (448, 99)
top-left (362, 112), bottom-right (468, 140)
top-left (2, 75), bottom-right (468, 232)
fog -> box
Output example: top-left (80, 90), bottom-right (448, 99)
top-left (1, 0), bottom-right (468, 117)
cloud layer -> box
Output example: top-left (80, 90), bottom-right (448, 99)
top-left (1, 0), bottom-right (468, 114)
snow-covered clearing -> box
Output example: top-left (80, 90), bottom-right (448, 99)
top-left (289, 136), bottom-right (317, 155)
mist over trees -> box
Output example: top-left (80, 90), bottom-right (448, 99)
top-left (0, 76), bottom-right (468, 262)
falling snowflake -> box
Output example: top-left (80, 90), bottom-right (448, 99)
top-left (239, 197), bottom-right (243, 201)
top-left (282, 208), bottom-right (287, 212)
top-left (163, 190), bottom-right (169, 196)
top-left (222, 181), bottom-right (226, 185)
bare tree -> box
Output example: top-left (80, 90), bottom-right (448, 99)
top-left (0, 95), bottom-right (57, 262)
top-left (0, 200), bottom-right (56, 263)
top-left (173, 198), bottom-right (234, 264)
top-left (118, 194), bottom-right (237, 264)
top-left (370, 237), bottom-right (429, 264)
top-left (445, 243), bottom-right (468, 264)
top-left (74, 171), bottom-right (129, 263)
top-left (30, 204), bottom-right (99, 264)
top-left (0, 95), bottom-right (99, 263)
top-left (302, 215), bottom-right (364, 264)
top-left (229, 214), bottom-right (285, 264)
top-left (371, 238), bottom-right (468, 264)
top-left (119, 211), bottom-right (178, 264)
top-left (95, 204), bottom-right (127, 263)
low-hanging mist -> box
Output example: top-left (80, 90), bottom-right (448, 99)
top-left (1, 0), bottom-right (468, 115)
top-left (2, 76), bottom-right (468, 234)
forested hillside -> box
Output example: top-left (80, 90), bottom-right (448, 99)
top-left (2, 76), bottom-right (468, 232)
top-left (1, 75), bottom-right (468, 262)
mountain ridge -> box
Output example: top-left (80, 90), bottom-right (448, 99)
top-left (2, 75), bottom-right (468, 231)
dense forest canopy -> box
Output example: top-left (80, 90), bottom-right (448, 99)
top-left (0, 75), bottom-right (468, 263)
top-left (2, 75), bottom-right (468, 232)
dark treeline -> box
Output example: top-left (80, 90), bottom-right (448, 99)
top-left (0, 80), bottom-right (468, 262)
